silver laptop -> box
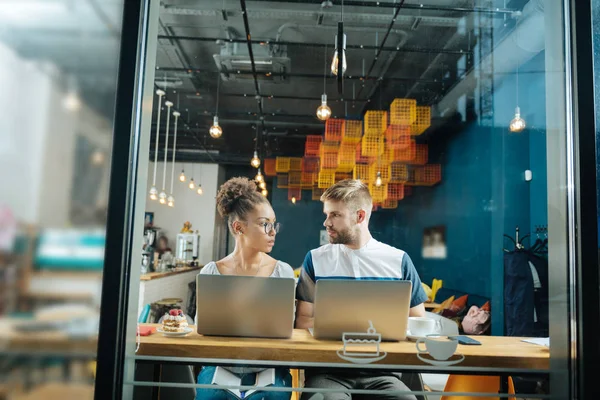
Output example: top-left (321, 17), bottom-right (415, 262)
top-left (196, 274), bottom-right (295, 338)
top-left (312, 279), bottom-right (412, 341)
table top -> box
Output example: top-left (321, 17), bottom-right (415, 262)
top-left (137, 324), bottom-right (549, 370)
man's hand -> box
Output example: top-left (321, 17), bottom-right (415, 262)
top-left (295, 300), bottom-right (314, 329)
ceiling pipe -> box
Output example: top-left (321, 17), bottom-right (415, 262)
top-left (404, 16), bottom-right (470, 99)
top-left (355, 0), bottom-right (406, 102)
top-left (275, 22), bottom-right (409, 41)
top-left (434, 0), bottom-right (544, 119)
top-left (157, 35), bottom-right (468, 55)
top-left (246, 0), bottom-right (520, 15)
top-left (156, 67), bottom-right (441, 83)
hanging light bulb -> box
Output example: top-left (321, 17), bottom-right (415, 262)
top-left (259, 181), bottom-right (266, 190)
top-left (149, 186), bottom-right (158, 201)
top-left (291, 196), bottom-right (297, 204)
top-left (375, 171), bottom-right (383, 187)
top-left (167, 195), bottom-right (175, 207)
top-left (316, 94), bottom-right (332, 121)
top-left (255, 169), bottom-right (264, 183)
top-left (197, 185), bottom-right (203, 195)
top-left (250, 151), bottom-right (261, 168)
top-left (509, 106), bottom-right (526, 133)
top-left (179, 169), bottom-right (186, 182)
top-left (188, 178), bottom-right (195, 190)
top-left (261, 189), bottom-right (268, 197)
top-left (331, 27), bottom-right (347, 76)
top-left (159, 191), bottom-right (167, 204)
top-left (210, 116), bottom-right (223, 138)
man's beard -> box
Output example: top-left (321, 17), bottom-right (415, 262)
top-left (328, 228), bottom-right (357, 245)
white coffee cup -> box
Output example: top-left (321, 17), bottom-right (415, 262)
top-left (407, 316), bottom-right (440, 337)
top-left (416, 334), bottom-right (458, 361)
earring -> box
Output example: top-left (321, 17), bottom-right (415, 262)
top-left (238, 231), bottom-right (243, 235)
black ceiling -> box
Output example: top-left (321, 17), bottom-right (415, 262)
top-left (148, 0), bottom-right (522, 165)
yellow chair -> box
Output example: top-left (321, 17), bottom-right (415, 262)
top-left (291, 369), bottom-right (300, 400)
top-left (441, 375), bottom-right (515, 400)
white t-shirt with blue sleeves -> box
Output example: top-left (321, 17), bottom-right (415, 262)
top-left (296, 238), bottom-right (428, 308)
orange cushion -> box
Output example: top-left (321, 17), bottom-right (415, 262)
top-left (449, 294), bottom-right (468, 313)
top-left (432, 296), bottom-right (455, 314)
top-left (481, 301), bottom-right (491, 312)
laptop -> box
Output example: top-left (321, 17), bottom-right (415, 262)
top-left (196, 274), bottom-right (295, 338)
top-left (312, 279), bottom-right (412, 341)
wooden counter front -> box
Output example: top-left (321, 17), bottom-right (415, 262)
top-left (140, 266), bottom-right (203, 281)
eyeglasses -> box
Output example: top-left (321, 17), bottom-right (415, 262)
top-left (261, 222), bottom-right (281, 234)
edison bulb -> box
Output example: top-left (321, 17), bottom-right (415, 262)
top-left (255, 170), bottom-right (264, 183)
top-left (261, 189), bottom-right (268, 197)
top-left (158, 190), bottom-right (167, 204)
top-left (509, 107), bottom-right (526, 133)
top-left (250, 151), bottom-right (261, 168)
top-left (209, 116), bottom-right (222, 138)
top-left (291, 196), bottom-right (297, 204)
top-left (167, 195), bottom-right (175, 207)
top-left (188, 179), bottom-right (195, 190)
top-left (375, 172), bottom-right (383, 187)
top-left (149, 185), bottom-right (158, 200)
top-left (331, 50), bottom-right (347, 76)
top-left (179, 170), bottom-right (186, 182)
top-left (259, 181), bottom-right (266, 190)
top-left (316, 94), bottom-right (331, 121)
top-left (197, 186), bottom-right (203, 195)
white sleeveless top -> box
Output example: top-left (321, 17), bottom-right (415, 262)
top-left (196, 259), bottom-right (296, 375)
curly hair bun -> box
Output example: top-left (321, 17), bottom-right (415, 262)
top-left (216, 177), bottom-right (260, 218)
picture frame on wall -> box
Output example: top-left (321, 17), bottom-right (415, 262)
top-left (319, 230), bottom-right (329, 246)
top-left (144, 212), bottom-right (154, 228)
top-left (422, 225), bottom-right (447, 259)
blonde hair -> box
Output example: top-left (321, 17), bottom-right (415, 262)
top-left (320, 179), bottom-right (373, 212)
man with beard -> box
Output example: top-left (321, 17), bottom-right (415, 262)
top-left (295, 179), bottom-right (427, 400)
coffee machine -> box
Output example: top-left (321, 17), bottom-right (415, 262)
top-left (142, 228), bottom-right (159, 273)
top-left (176, 233), bottom-right (200, 265)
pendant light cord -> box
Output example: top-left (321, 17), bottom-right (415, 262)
top-left (323, 44), bottom-right (327, 92)
top-left (216, 73), bottom-right (221, 115)
top-left (162, 104), bottom-right (172, 190)
top-left (170, 113), bottom-right (179, 194)
top-left (152, 93), bottom-right (163, 186)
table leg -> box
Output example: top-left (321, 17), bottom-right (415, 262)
top-left (500, 374), bottom-right (509, 397)
top-left (152, 363), bottom-right (162, 400)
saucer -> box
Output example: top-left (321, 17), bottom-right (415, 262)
top-left (156, 327), bottom-right (193, 337)
top-left (416, 352), bottom-right (465, 366)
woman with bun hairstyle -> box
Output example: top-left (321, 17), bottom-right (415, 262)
top-left (195, 177), bottom-right (294, 400)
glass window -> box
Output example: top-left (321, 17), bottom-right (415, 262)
top-left (91, 1), bottom-right (592, 398)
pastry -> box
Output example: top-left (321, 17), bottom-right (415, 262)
top-left (162, 309), bottom-right (189, 332)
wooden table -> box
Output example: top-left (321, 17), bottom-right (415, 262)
top-left (137, 324), bottom-right (549, 370)
top-left (11, 383), bottom-right (93, 400)
top-left (0, 319), bottom-right (97, 355)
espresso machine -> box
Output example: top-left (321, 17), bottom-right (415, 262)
top-left (142, 228), bottom-right (158, 273)
top-left (176, 233), bottom-right (200, 266)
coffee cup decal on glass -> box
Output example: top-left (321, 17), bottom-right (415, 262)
top-left (416, 334), bottom-right (458, 361)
